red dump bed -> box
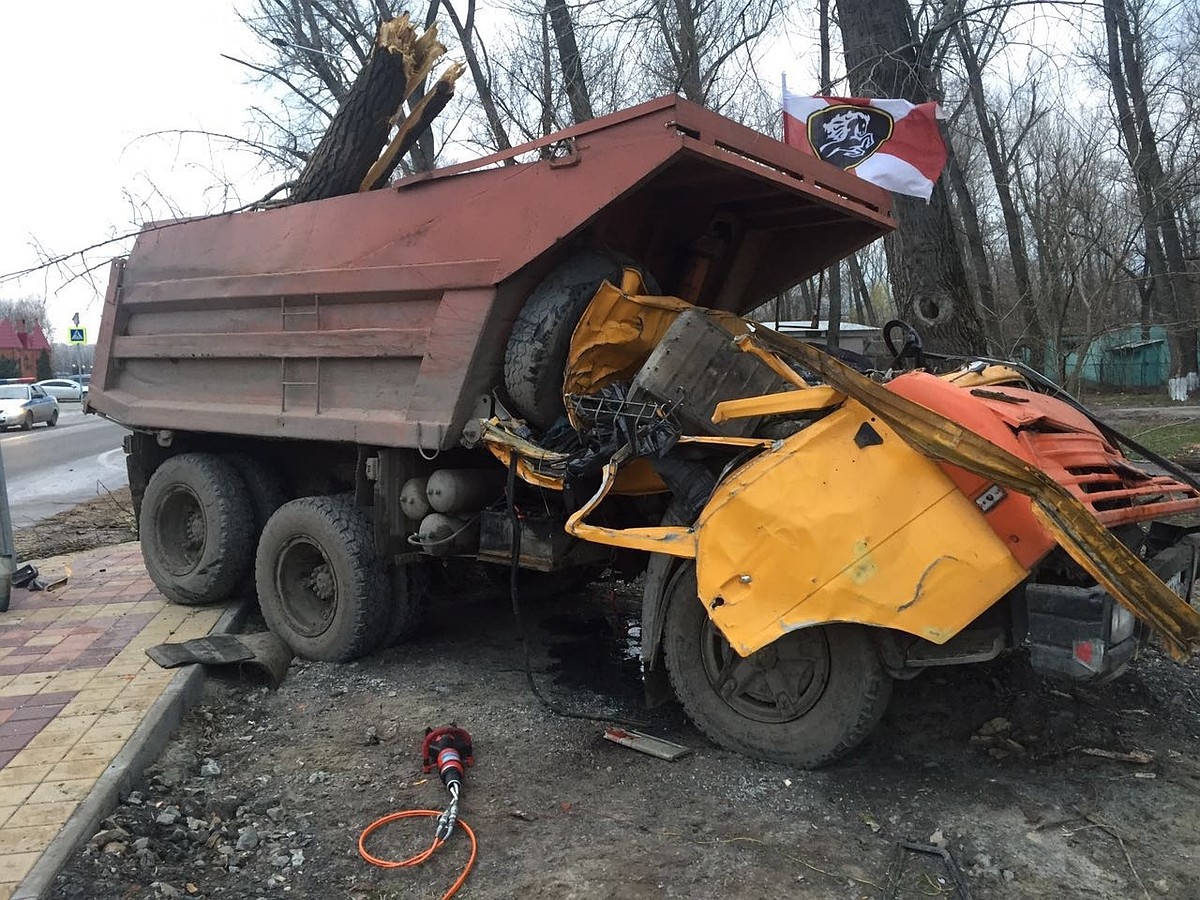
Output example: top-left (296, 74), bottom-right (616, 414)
top-left (90, 95), bottom-right (893, 450)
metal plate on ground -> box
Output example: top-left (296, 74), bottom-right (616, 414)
top-left (147, 635), bottom-right (255, 668)
top-left (147, 632), bottom-right (295, 689)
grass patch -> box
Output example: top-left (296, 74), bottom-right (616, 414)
top-left (1123, 421), bottom-right (1200, 459)
top-left (1076, 390), bottom-right (1179, 410)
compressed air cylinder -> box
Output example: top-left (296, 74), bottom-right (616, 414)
top-left (425, 469), bottom-right (502, 514)
top-left (417, 513), bottom-right (479, 557)
top-left (399, 477), bottom-right (431, 520)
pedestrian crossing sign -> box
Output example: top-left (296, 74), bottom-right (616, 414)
top-left (69, 327), bottom-right (87, 344)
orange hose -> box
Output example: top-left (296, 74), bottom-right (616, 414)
top-left (358, 809), bottom-right (477, 900)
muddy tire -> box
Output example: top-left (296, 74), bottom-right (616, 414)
top-left (663, 565), bottom-right (891, 768)
top-left (47, 409), bottom-right (59, 427)
top-left (140, 453), bottom-right (254, 606)
top-left (19, 413), bottom-right (31, 431)
top-left (255, 496), bottom-right (388, 662)
top-left (225, 453), bottom-right (288, 539)
top-left (381, 562), bottom-right (430, 647)
top-left (503, 249), bottom-right (656, 429)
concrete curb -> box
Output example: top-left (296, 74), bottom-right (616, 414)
top-left (14, 600), bottom-right (250, 900)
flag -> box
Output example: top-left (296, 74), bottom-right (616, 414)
top-left (782, 90), bottom-right (948, 201)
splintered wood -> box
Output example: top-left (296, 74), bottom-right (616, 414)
top-left (290, 14), bottom-right (463, 203)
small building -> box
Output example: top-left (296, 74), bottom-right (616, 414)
top-left (0, 320), bottom-right (52, 379)
top-left (759, 319), bottom-right (882, 357)
top-left (1062, 325), bottom-right (1171, 389)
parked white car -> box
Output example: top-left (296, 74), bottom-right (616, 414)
top-left (36, 378), bottom-right (85, 402)
top-left (0, 384), bottom-right (59, 429)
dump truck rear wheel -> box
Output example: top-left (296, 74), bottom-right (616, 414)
top-left (255, 495), bottom-right (388, 662)
top-left (140, 453), bottom-right (254, 606)
top-left (663, 565), bottom-right (892, 768)
top-left (504, 249), bottom-right (657, 429)
top-left (225, 453), bottom-right (288, 540)
top-left (381, 561), bottom-right (430, 647)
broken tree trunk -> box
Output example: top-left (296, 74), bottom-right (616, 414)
top-left (361, 63), bottom-right (465, 191)
top-left (290, 14), bottom-right (445, 204)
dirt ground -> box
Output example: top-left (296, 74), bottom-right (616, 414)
top-left (49, 564), bottom-right (1200, 900)
top-left (15, 487), bottom-right (137, 562)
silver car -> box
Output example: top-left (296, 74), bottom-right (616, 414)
top-left (0, 384), bottom-right (59, 429)
top-left (35, 378), bottom-right (86, 402)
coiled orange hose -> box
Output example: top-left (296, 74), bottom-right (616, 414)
top-left (358, 809), bottom-right (477, 900)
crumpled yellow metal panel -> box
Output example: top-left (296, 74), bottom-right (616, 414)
top-left (754, 329), bottom-right (1200, 660)
top-left (695, 399), bottom-right (1028, 656)
top-left (563, 269), bottom-right (747, 400)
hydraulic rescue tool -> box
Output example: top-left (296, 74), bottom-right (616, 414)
top-left (358, 725), bottom-right (477, 900)
top-left (421, 725), bottom-right (475, 840)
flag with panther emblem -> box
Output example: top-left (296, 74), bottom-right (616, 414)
top-left (782, 91), bottom-right (948, 201)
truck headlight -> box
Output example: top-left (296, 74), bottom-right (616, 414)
top-left (1110, 603), bottom-right (1136, 643)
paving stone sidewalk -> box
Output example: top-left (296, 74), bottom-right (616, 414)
top-left (0, 543), bottom-right (225, 898)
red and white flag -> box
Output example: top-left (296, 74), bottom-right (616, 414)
top-left (782, 90), bottom-right (948, 201)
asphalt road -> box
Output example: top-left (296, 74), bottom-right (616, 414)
top-left (0, 406), bottom-right (129, 527)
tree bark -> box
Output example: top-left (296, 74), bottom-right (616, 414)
top-left (943, 149), bottom-right (999, 344)
top-left (835, 0), bottom-right (987, 355)
top-left (546, 0), bottom-right (594, 123)
top-left (361, 64), bottom-right (463, 190)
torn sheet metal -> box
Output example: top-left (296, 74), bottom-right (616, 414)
top-left (757, 330), bottom-right (1200, 660)
top-left (693, 399), bottom-right (1027, 656)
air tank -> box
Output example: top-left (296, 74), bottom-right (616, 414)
top-left (416, 513), bottom-right (479, 557)
top-left (425, 469), bottom-right (503, 514)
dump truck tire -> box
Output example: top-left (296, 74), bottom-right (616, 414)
top-left (504, 250), bottom-right (656, 429)
top-left (663, 564), bottom-right (891, 768)
top-left (255, 495), bottom-right (388, 662)
top-left (140, 453), bottom-right (254, 606)
top-left (225, 453), bottom-right (289, 539)
top-left (381, 561), bottom-right (430, 647)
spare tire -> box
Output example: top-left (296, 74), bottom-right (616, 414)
top-left (504, 249), bottom-right (656, 430)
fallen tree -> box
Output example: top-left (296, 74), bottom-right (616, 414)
top-left (290, 13), bottom-right (461, 203)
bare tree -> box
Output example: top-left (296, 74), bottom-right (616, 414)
top-left (1102, 0), bottom-right (1198, 392)
top-left (818, 0), bottom-right (842, 350)
top-left (545, 0), bottom-right (594, 122)
top-left (639, 0), bottom-right (784, 113)
top-left (835, 0), bottom-right (988, 354)
top-left (441, 0), bottom-right (515, 153)
top-left (235, 0), bottom-right (463, 180)
top-left (953, 12), bottom-right (1046, 368)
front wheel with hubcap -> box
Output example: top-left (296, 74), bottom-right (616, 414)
top-left (662, 565), bottom-right (892, 768)
top-left (255, 495), bottom-right (388, 662)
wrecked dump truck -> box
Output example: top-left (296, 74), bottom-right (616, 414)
top-left (90, 96), bottom-right (1200, 767)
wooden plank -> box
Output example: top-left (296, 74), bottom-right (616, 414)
top-left (113, 328), bottom-right (429, 360)
top-left (603, 728), bottom-right (692, 761)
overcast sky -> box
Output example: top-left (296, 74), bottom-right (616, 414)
top-left (0, 1), bottom-right (275, 341)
